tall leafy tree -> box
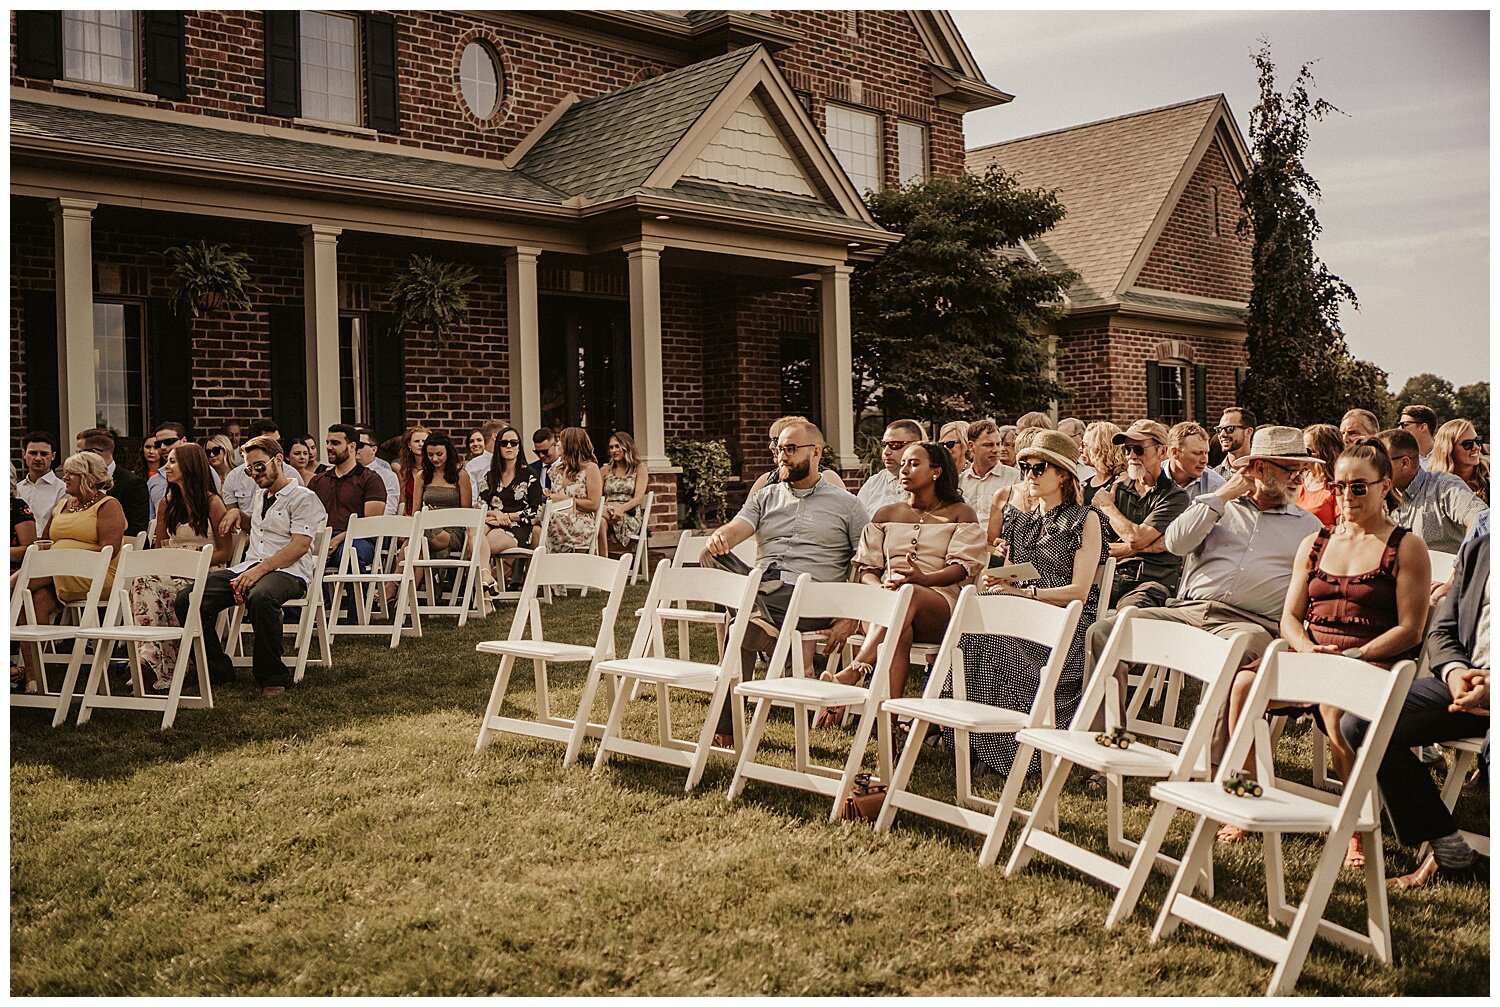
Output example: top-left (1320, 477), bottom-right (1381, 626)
top-left (1395, 372), bottom-right (1458, 423)
top-left (1454, 381), bottom-right (1490, 441)
top-left (1237, 41), bottom-right (1371, 426)
top-left (852, 165), bottom-right (1075, 429)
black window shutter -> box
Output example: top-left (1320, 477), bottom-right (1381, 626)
top-left (1145, 360), bottom-right (1162, 422)
top-left (22, 291), bottom-right (61, 441)
top-left (367, 312), bottom-right (406, 440)
top-left (1193, 364), bottom-right (1209, 425)
top-left (263, 10), bottom-right (300, 118)
top-left (268, 305), bottom-right (309, 437)
top-left (148, 297), bottom-right (194, 435)
top-left (1234, 366), bottom-right (1249, 402)
top-left (16, 11), bottom-right (63, 81)
top-left (364, 13), bottom-right (400, 133)
top-left (142, 11), bottom-right (187, 100)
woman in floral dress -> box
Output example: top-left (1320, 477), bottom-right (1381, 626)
top-left (545, 427), bottom-right (603, 554)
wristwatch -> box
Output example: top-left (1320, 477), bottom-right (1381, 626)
top-left (1341, 647), bottom-right (1365, 661)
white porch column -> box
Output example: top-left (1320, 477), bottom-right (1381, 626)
top-left (625, 241), bottom-right (669, 469)
top-left (819, 264), bottom-right (858, 470)
top-left (505, 246), bottom-right (543, 437)
top-left (51, 197), bottom-right (98, 439)
top-left (299, 224), bottom-right (343, 440)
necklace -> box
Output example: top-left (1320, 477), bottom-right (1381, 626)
top-left (66, 492), bottom-right (100, 512)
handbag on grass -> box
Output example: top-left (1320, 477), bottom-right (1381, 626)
top-left (839, 772), bottom-right (887, 823)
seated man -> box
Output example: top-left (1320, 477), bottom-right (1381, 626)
top-left (1341, 510), bottom-right (1489, 888)
top-left (147, 421), bottom-right (222, 520)
top-left (857, 419), bottom-right (922, 518)
top-left (83, 431), bottom-right (149, 537)
top-left (308, 424), bottom-right (387, 572)
top-left (178, 435), bottom-right (327, 698)
top-left (217, 418), bottom-right (304, 538)
top-left (1378, 427), bottom-right (1486, 554)
top-left (1087, 426), bottom-right (1324, 763)
top-left (1091, 419), bottom-right (1189, 608)
top-left (702, 419), bottom-right (867, 743)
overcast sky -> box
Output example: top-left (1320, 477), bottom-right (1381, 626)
top-left (950, 9), bottom-right (1490, 392)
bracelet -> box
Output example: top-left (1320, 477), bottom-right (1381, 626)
top-left (1030, 584), bottom-right (1038, 599)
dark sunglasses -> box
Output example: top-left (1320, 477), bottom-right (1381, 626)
top-left (498, 439), bottom-right (521, 448)
top-left (1332, 480), bottom-right (1380, 497)
top-left (1214, 424), bottom-right (1246, 434)
top-left (881, 439), bottom-right (916, 452)
top-left (939, 439), bottom-right (962, 451)
top-left (1459, 438), bottom-right (1483, 451)
top-left (358, 441), bottom-right (377, 451)
top-left (1016, 461), bottom-right (1051, 477)
top-left (156, 436), bottom-right (180, 447)
top-left (1122, 443), bottom-right (1157, 457)
top-left (245, 460), bottom-right (274, 475)
top-left (205, 446), bottom-right (224, 457)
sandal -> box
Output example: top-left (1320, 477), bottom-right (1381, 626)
top-left (815, 662), bottom-right (873, 728)
top-left (1216, 824), bottom-right (1252, 844)
top-left (1343, 833), bottom-right (1366, 870)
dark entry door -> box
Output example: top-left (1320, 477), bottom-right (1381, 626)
top-left (538, 296), bottom-right (632, 451)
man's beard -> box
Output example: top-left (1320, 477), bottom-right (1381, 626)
top-left (781, 457), bottom-right (812, 483)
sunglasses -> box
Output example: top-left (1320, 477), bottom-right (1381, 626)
top-left (358, 441), bottom-right (376, 451)
top-left (205, 446), bottom-right (224, 457)
top-left (881, 440), bottom-right (917, 452)
top-left (156, 436), bottom-right (180, 447)
top-left (1016, 461), bottom-right (1051, 477)
top-left (1332, 480), bottom-right (1381, 497)
top-left (1214, 425), bottom-right (1246, 435)
top-left (498, 439), bottom-right (521, 448)
top-left (1122, 443), bottom-right (1157, 457)
top-left (1459, 438), bottom-right (1483, 451)
top-left (939, 439), bottom-right (962, 451)
top-left (245, 460), bottom-right (274, 475)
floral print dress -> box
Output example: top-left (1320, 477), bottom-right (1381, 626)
top-left (547, 462), bottom-right (599, 554)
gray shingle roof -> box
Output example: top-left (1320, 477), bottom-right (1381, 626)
top-left (1120, 290), bottom-right (1246, 321)
top-left (641, 179), bottom-right (854, 225)
top-left (11, 99), bottom-right (569, 205)
top-left (515, 45), bottom-right (758, 201)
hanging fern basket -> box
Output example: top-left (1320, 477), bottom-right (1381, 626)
top-left (163, 240), bottom-right (257, 317)
top-left (388, 255), bottom-right (478, 345)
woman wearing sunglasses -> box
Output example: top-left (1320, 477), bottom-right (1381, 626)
top-left (1430, 418), bottom-right (1488, 504)
top-left (477, 426), bottom-right (543, 596)
top-left (203, 434), bottom-right (235, 485)
top-left (1278, 437), bottom-right (1430, 867)
top-left (957, 430), bottom-right (1106, 776)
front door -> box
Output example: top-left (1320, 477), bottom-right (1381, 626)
top-left (538, 295), bottom-right (632, 452)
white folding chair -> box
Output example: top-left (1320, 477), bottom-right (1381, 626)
top-left (1430, 733), bottom-right (1490, 858)
top-left (474, 548), bottom-right (633, 766)
top-left (325, 513), bottom-right (422, 647)
top-left (411, 507), bottom-right (485, 625)
top-left (727, 576), bottom-right (915, 822)
top-left (591, 560), bottom-right (764, 791)
top-left (490, 499), bottom-right (559, 604)
top-left (225, 525), bottom-right (334, 683)
top-left (10, 544), bottom-right (114, 727)
top-left (1149, 643), bottom-right (1417, 996)
top-left (645, 530), bottom-right (757, 665)
top-left (875, 588), bottom-right (1084, 864)
top-left (622, 491), bottom-right (655, 584)
top-left (75, 544), bottom-right (214, 729)
top-left (1427, 549), bottom-right (1457, 586)
top-left (1004, 608), bottom-right (1250, 927)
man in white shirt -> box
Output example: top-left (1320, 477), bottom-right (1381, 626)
top-left (465, 419), bottom-right (505, 504)
top-left (180, 435), bottom-right (327, 697)
top-left (217, 419), bottom-right (302, 537)
top-left (857, 419), bottom-right (922, 518)
top-left (1165, 421), bottom-right (1227, 501)
top-left (16, 431), bottom-right (66, 536)
top-left (1399, 404), bottom-right (1439, 469)
top-left (356, 427), bottom-right (400, 515)
top-left (958, 418), bottom-right (1019, 527)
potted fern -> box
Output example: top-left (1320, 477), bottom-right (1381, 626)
top-left (164, 240), bottom-right (257, 316)
top-left (388, 255), bottom-right (478, 345)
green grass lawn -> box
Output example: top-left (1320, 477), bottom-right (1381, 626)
top-left (10, 586), bottom-right (1490, 995)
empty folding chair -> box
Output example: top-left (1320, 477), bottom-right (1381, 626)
top-left (75, 543), bottom-right (215, 729)
top-left (727, 575), bottom-right (915, 822)
top-left (874, 587), bottom-right (1084, 865)
top-left (10, 544), bottom-right (114, 727)
top-left (225, 525), bottom-right (334, 683)
top-left (411, 507), bottom-right (485, 625)
top-left (591, 560), bottom-right (764, 791)
top-left (1148, 643), bottom-right (1418, 996)
top-left (325, 513), bottom-right (422, 648)
top-left (474, 548), bottom-right (633, 766)
top-left (1003, 608), bottom-right (1250, 927)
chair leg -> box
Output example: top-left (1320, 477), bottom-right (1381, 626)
top-left (978, 740), bottom-right (1035, 867)
top-left (74, 643), bottom-right (113, 726)
top-left (591, 674), bottom-right (632, 775)
top-left (1151, 814), bottom-right (1214, 943)
top-left (49, 642), bottom-right (92, 728)
top-left (1106, 774), bottom-right (1129, 857)
top-left (829, 701), bottom-right (878, 823)
top-left (727, 697), bottom-right (774, 801)
top-left (686, 680), bottom-right (729, 792)
top-left (874, 715), bottom-right (927, 834)
top-left (161, 638), bottom-right (193, 730)
top-left (1264, 830), bottom-right (1292, 925)
top-left (533, 660), bottom-right (551, 722)
top-left (1005, 757), bottom-right (1074, 877)
top-left (1267, 827), bottom-right (1352, 995)
top-left (1361, 827), bottom-right (1393, 964)
top-left (475, 655), bottom-right (516, 754)
top-left (564, 664), bottom-right (608, 768)
top-left (1106, 799), bottom-right (1177, 928)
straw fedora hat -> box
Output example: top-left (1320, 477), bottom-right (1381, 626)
top-left (1232, 425), bottom-right (1324, 468)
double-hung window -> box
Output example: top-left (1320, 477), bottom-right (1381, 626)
top-left (300, 11), bottom-right (360, 126)
top-left (825, 103), bottom-right (882, 194)
top-left (63, 10), bottom-right (137, 89)
top-left (897, 121), bottom-right (927, 186)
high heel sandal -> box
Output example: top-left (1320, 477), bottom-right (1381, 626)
top-left (815, 662), bottom-right (872, 729)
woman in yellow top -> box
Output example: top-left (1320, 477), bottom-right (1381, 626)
top-left (38, 451), bottom-right (126, 607)
top-left (819, 442), bottom-right (987, 726)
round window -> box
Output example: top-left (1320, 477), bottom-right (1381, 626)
top-left (459, 41), bottom-right (501, 119)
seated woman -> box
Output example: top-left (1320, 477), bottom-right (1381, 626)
top-left (30, 452), bottom-right (126, 624)
top-left (395, 425), bottom-right (430, 516)
top-left (1431, 417), bottom-right (1488, 504)
top-left (477, 425), bottom-right (543, 596)
top-left (128, 443), bottom-right (231, 690)
top-left (1296, 423), bottom-right (1343, 528)
top-left (139, 435), bottom-right (161, 481)
top-left (995, 424), bottom-right (1019, 468)
top-left (1080, 421), bottom-right (1124, 506)
top-left (818, 442), bottom-right (986, 728)
top-left (412, 431), bottom-right (473, 558)
top-left (1274, 438), bottom-right (1429, 864)
top-left (286, 438), bottom-right (318, 487)
top-left (938, 420), bottom-right (971, 474)
top-left (956, 430), bottom-right (1106, 776)
top-left (599, 430), bottom-right (650, 555)
top-left (466, 429), bottom-right (486, 464)
top-left (544, 427), bottom-right (604, 554)
top-left (203, 434), bottom-right (235, 485)
top-left (11, 465), bottom-right (38, 693)
top-left (747, 415), bottom-right (846, 494)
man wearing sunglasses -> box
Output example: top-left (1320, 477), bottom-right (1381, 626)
top-left (218, 419), bottom-right (305, 538)
top-left (1211, 406), bottom-right (1256, 479)
top-left (1092, 419), bottom-right (1189, 609)
top-left (146, 421), bottom-right (222, 521)
top-left (1378, 427), bottom-right (1486, 554)
top-left (857, 419), bottom-right (924, 519)
top-left (178, 435), bottom-right (328, 698)
top-left (355, 428), bottom-right (399, 515)
top-left (1398, 404), bottom-right (1438, 469)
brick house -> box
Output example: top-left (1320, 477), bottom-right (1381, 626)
top-left (967, 96), bottom-right (1253, 426)
top-left (9, 10), bottom-right (1008, 526)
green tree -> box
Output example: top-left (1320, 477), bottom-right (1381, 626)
top-left (1237, 42), bottom-right (1367, 427)
top-left (1394, 372), bottom-right (1458, 423)
top-left (851, 165), bottom-right (1075, 430)
top-left (1338, 356), bottom-right (1396, 428)
top-left (1454, 381), bottom-right (1490, 441)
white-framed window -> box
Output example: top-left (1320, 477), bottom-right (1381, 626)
top-left (94, 302), bottom-right (146, 436)
top-left (300, 11), bottom-right (360, 125)
top-left (459, 40), bottom-right (501, 119)
top-left (63, 10), bottom-right (137, 89)
top-left (897, 120), bottom-right (927, 186)
top-left (825, 103), bottom-right (881, 194)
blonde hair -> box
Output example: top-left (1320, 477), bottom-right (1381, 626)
top-left (205, 434), bottom-right (234, 464)
top-left (939, 420), bottom-right (970, 443)
top-left (61, 451), bottom-right (113, 495)
top-left (768, 415), bottom-right (812, 441)
top-left (1431, 418), bottom-right (1488, 499)
top-left (1082, 421), bottom-right (1125, 479)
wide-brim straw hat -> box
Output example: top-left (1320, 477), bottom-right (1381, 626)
top-left (1233, 425), bottom-right (1325, 468)
top-left (1017, 429), bottom-right (1079, 477)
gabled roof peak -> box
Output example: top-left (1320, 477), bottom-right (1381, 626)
top-left (973, 94), bottom-right (1226, 153)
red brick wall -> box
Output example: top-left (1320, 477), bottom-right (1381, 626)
top-left (1055, 319), bottom-right (1247, 426)
top-left (1134, 137), bottom-right (1252, 302)
top-left (660, 275), bottom-right (707, 444)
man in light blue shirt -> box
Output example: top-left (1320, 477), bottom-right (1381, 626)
top-left (1165, 421), bottom-right (1226, 502)
top-left (1380, 428), bottom-right (1486, 553)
